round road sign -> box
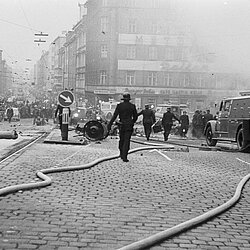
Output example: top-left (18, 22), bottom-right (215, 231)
top-left (58, 90), bottom-right (75, 107)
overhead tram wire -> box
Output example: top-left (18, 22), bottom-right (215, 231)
top-left (19, 0), bottom-right (34, 34)
top-left (0, 18), bottom-right (41, 33)
top-left (17, 0), bottom-right (51, 81)
top-left (0, 5), bottom-right (48, 73)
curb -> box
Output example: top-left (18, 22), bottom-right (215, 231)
top-left (43, 139), bottom-right (87, 145)
top-left (199, 146), bottom-right (220, 151)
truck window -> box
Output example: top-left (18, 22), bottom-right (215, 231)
top-left (219, 101), bottom-right (223, 111)
top-left (224, 101), bottom-right (231, 112)
top-left (111, 104), bottom-right (117, 109)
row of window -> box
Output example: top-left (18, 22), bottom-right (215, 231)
top-left (99, 70), bottom-right (219, 88)
top-left (100, 16), bottom-right (186, 35)
top-left (101, 44), bottom-right (187, 61)
top-left (102, 0), bottom-right (161, 9)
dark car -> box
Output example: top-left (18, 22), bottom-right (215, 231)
top-left (70, 107), bottom-right (87, 126)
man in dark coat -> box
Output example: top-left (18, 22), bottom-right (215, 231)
top-left (138, 104), bottom-right (156, 141)
top-left (6, 106), bottom-right (14, 123)
top-left (179, 110), bottom-right (189, 137)
top-left (107, 93), bottom-right (138, 162)
top-left (203, 109), bottom-right (214, 126)
top-left (161, 107), bottom-right (180, 141)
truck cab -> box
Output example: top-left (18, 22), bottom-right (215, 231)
top-left (204, 96), bottom-right (250, 151)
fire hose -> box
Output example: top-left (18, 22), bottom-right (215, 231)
top-left (0, 145), bottom-right (175, 196)
top-left (0, 126), bottom-right (249, 249)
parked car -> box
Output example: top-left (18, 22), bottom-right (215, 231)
top-left (4, 107), bottom-right (20, 122)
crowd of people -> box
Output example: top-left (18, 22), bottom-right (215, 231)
top-left (191, 109), bottom-right (215, 139)
top-left (135, 106), bottom-right (215, 141)
top-left (1, 93), bottom-right (217, 163)
top-left (0, 99), bottom-right (56, 124)
top-left (107, 93), bottom-right (217, 163)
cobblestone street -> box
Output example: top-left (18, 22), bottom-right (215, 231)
top-left (0, 128), bottom-right (249, 249)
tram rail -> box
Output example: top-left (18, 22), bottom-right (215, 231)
top-left (0, 132), bottom-right (47, 166)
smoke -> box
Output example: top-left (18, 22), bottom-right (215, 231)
top-left (175, 0), bottom-right (250, 76)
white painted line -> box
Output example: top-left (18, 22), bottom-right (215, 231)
top-left (236, 158), bottom-right (250, 165)
top-left (149, 149), bottom-right (172, 161)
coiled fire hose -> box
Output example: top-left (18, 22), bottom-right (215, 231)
top-left (0, 143), bottom-right (249, 250)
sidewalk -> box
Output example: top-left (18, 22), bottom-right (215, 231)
top-left (44, 126), bottom-right (88, 145)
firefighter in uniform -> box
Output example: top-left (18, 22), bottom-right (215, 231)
top-left (138, 104), bottom-right (156, 141)
top-left (162, 107), bottom-right (180, 141)
top-left (179, 110), bottom-right (189, 138)
top-left (107, 93), bottom-right (138, 162)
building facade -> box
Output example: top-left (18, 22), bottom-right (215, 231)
top-left (0, 50), bottom-right (12, 98)
top-left (84, 0), bottom-right (242, 111)
top-left (50, 36), bottom-right (66, 93)
top-left (34, 0), bottom-right (248, 111)
top-left (74, 16), bottom-right (87, 105)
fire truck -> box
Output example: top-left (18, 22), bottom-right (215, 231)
top-left (204, 93), bottom-right (250, 151)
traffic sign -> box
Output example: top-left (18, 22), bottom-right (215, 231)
top-left (58, 90), bottom-right (75, 107)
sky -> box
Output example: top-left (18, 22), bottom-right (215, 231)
top-left (180, 0), bottom-right (250, 76)
top-left (0, 0), bottom-right (86, 72)
top-left (1, 0), bottom-right (250, 77)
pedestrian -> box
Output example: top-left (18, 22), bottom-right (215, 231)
top-left (192, 110), bottom-right (204, 138)
top-left (203, 109), bottom-right (214, 125)
top-left (32, 105), bottom-right (41, 125)
top-left (179, 110), bottom-right (189, 138)
top-left (6, 106), bottom-right (14, 123)
top-left (107, 93), bottom-right (138, 162)
top-left (138, 104), bottom-right (156, 141)
top-left (161, 107), bottom-right (180, 141)
top-left (55, 104), bottom-right (71, 131)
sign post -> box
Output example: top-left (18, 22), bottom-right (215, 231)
top-left (57, 90), bottom-right (75, 141)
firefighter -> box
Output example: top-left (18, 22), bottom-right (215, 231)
top-left (107, 93), bottom-right (138, 162)
top-left (138, 104), bottom-right (156, 141)
top-left (179, 110), bottom-right (189, 138)
top-left (162, 107), bottom-right (180, 141)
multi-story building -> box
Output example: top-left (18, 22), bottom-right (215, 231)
top-left (51, 36), bottom-right (66, 92)
top-left (64, 31), bottom-right (77, 93)
top-left (35, 20), bottom-right (87, 106)
top-left (0, 50), bottom-right (12, 98)
top-left (35, 51), bottom-right (50, 91)
top-left (74, 15), bottom-right (87, 105)
top-left (60, 16), bottom-right (87, 106)
top-left (84, 0), bottom-right (242, 111)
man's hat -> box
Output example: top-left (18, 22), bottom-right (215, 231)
top-left (121, 93), bottom-right (131, 100)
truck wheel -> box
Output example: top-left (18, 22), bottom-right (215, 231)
top-left (205, 126), bottom-right (217, 146)
top-left (237, 128), bottom-right (248, 151)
